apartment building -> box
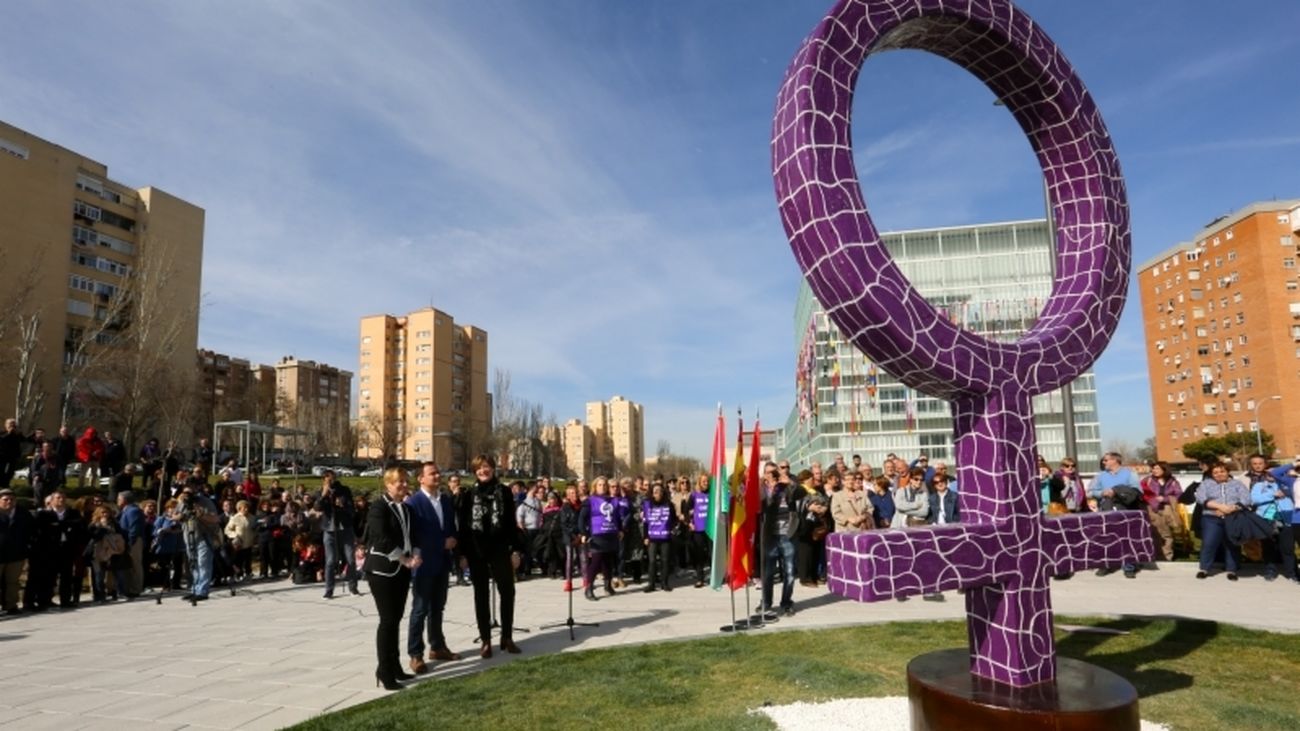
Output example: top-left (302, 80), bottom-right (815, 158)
top-left (357, 308), bottom-right (488, 467)
top-left (0, 120), bottom-right (204, 431)
top-left (1138, 199), bottom-right (1300, 461)
top-left (274, 357), bottom-right (352, 454)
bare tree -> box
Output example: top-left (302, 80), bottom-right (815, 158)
top-left (0, 247), bottom-right (47, 427)
top-left (61, 279), bottom-right (135, 429)
top-left (358, 409), bottom-right (399, 468)
top-left (82, 239), bottom-right (194, 453)
top-left (12, 311), bottom-right (47, 431)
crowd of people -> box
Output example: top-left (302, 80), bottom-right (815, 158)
top-left (3, 418), bottom-right (1298, 685)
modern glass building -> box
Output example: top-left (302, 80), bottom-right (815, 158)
top-left (780, 218), bottom-right (1102, 470)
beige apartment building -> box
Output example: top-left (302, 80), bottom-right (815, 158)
top-left (274, 357), bottom-right (352, 455)
top-left (197, 349), bottom-right (276, 427)
top-left (561, 418), bottom-right (593, 479)
top-left (0, 120), bottom-right (204, 434)
top-left (357, 308), bottom-right (488, 468)
top-left (584, 395), bottom-right (645, 476)
top-left (1138, 199), bottom-right (1300, 462)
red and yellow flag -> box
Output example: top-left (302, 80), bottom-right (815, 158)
top-left (727, 419), bottom-right (761, 590)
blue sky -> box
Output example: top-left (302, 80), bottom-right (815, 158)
top-left (2, 1), bottom-right (1298, 460)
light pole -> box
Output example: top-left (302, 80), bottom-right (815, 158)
top-left (1254, 395), bottom-right (1282, 457)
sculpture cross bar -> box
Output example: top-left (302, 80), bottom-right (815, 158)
top-left (827, 385), bottom-right (1153, 687)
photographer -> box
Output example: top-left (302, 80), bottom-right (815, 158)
top-left (177, 486), bottom-right (219, 601)
top-left (319, 470), bottom-right (359, 599)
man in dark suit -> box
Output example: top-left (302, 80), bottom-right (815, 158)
top-left (319, 470), bottom-right (359, 598)
top-left (26, 490), bottom-right (85, 610)
top-left (405, 462), bottom-right (460, 674)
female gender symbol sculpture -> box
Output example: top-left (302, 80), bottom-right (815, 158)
top-left (773, 0), bottom-right (1153, 723)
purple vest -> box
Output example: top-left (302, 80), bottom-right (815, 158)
top-left (644, 502), bottom-right (672, 541)
top-left (691, 491), bottom-right (709, 533)
top-left (589, 495), bottom-right (618, 535)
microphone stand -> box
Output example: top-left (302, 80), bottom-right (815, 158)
top-left (539, 544), bottom-right (599, 641)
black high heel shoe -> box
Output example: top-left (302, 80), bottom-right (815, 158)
top-left (394, 669), bottom-right (415, 681)
top-left (376, 673), bottom-right (402, 691)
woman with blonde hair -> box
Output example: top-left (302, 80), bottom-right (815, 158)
top-left (86, 505), bottom-right (128, 602)
top-left (364, 466), bottom-right (421, 689)
top-left (223, 500), bottom-right (256, 580)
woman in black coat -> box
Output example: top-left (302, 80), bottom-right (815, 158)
top-left (363, 467), bottom-right (421, 690)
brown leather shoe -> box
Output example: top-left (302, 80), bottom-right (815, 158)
top-left (409, 656), bottom-right (429, 675)
top-left (500, 639), bottom-right (522, 654)
top-left (479, 642), bottom-right (492, 659)
top-left (429, 648), bottom-right (462, 662)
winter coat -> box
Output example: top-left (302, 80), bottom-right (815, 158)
top-left (76, 428), bottom-right (105, 464)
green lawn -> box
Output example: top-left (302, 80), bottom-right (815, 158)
top-left (287, 616), bottom-right (1300, 731)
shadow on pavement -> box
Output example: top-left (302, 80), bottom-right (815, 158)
top-left (1057, 615), bottom-right (1218, 698)
top-left (414, 608), bottom-right (681, 682)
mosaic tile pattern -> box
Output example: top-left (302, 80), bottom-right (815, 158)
top-left (772, 0), bottom-right (1152, 687)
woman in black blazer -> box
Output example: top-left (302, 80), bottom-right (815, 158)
top-left (364, 467), bottom-right (422, 690)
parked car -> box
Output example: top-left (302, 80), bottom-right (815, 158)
top-left (360, 467), bottom-right (383, 478)
top-left (335, 467), bottom-right (358, 477)
top-left (12, 467), bottom-right (29, 481)
top-left (310, 465), bottom-right (328, 477)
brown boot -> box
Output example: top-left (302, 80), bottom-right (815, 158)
top-left (479, 642), bottom-right (492, 659)
top-left (429, 648), bottom-right (462, 662)
top-left (409, 656), bottom-right (429, 675)
top-left (500, 639), bottom-right (522, 654)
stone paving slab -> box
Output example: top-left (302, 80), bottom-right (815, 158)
top-left (0, 561), bottom-right (1294, 729)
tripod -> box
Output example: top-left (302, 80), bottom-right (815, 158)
top-left (539, 544), bottom-right (599, 641)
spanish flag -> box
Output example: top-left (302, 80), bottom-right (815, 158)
top-left (727, 419), bottom-right (761, 590)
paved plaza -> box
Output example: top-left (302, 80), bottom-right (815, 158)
top-left (0, 562), bottom-right (1296, 730)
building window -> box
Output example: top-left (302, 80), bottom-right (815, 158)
top-left (1283, 236), bottom-right (1294, 247)
top-left (73, 200), bottom-right (102, 221)
top-left (416, 330), bottom-right (431, 338)
top-left (1287, 258), bottom-right (1297, 269)
top-left (362, 336), bottom-right (372, 344)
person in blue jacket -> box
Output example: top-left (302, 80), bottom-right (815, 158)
top-left (1250, 458), bottom-right (1294, 582)
top-left (405, 462), bottom-right (460, 674)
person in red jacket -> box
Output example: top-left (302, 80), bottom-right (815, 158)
top-left (75, 427), bottom-right (106, 491)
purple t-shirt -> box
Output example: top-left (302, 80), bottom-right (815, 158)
top-left (644, 502), bottom-right (672, 541)
top-left (589, 495), bottom-right (618, 535)
top-left (691, 491), bottom-right (709, 533)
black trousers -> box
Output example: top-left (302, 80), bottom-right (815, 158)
top-left (468, 551), bottom-right (515, 644)
top-left (796, 538), bottom-right (819, 583)
top-left (647, 540), bottom-right (672, 589)
top-left (690, 531), bottom-right (711, 583)
top-left (368, 568), bottom-right (411, 681)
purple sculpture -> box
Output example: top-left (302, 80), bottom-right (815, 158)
top-left (772, 0), bottom-right (1153, 689)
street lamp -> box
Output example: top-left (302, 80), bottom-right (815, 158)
top-left (1254, 395), bottom-right (1282, 456)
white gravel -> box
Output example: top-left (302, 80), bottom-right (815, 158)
top-left (754, 697), bottom-right (1171, 730)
